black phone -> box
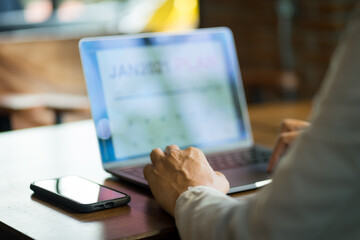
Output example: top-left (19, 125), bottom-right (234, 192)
top-left (30, 175), bottom-right (131, 212)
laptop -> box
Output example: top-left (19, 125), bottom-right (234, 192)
top-left (79, 27), bottom-right (272, 194)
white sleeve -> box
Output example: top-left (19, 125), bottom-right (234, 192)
top-left (175, 186), bottom-right (253, 240)
top-left (175, 4), bottom-right (360, 240)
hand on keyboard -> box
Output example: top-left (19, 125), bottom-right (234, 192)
top-left (143, 145), bottom-right (229, 217)
top-left (267, 118), bottom-right (310, 172)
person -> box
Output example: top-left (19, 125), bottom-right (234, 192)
top-left (143, 2), bottom-right (360, 239)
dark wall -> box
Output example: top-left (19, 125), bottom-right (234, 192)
top-left (199, 0), bottom-right (357, 101)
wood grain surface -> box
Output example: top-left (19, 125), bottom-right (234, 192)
top-left (0, 102), bottom-right (311, 239)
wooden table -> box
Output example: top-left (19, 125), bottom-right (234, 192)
top-left (0, 101), bottom-right (311, 239)
top-left (0, 93), bottom-right (90, 131)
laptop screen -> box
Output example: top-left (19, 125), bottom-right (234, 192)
top-left (80, 28), bottom-right (252, 166)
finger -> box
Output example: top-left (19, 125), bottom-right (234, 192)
top-left (281, 118), bottom-right (310, 133)
top-left (267, 131), bottom-right (299, 172)
top-left (143, 164), bottom-right (154, 181)
top-left (165, 145), bottom-right (180, 155)
top-left (267, 137), bottom-right (287, 172)
top-left (150, 148), bottom-right (165, 165)
top-left (281, 131), bottom-right (300, 145)
top-left (183, 146), bottom-right (199, 154)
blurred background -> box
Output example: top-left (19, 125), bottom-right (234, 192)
top-left (0, 0), bottom-right (357, 131)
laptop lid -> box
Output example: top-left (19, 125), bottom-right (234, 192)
top-left (79, 27), bottom-right (253, 170)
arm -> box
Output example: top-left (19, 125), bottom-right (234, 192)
top-left (180, 7), bottom-right (360, 238)
top-left (145, 4), bottom-right (360, 239)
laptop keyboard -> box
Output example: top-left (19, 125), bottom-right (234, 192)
top-left (121, 147), bottom-right (271, 178)
top-left (206, 147), bottom-right (271, 171)
top-left (122, 167), bottom-right (145, 179)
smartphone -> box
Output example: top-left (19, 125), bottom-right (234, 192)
top-left (30, 176), bottom-right (131, 212)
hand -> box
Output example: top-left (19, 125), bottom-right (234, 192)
top-left (144, 145), bottom-right (230, 217)
top-left (267, 118), bottom-right (310, 172)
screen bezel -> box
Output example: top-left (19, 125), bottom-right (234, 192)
top-left (79, 27), bottom-right (254, 169)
